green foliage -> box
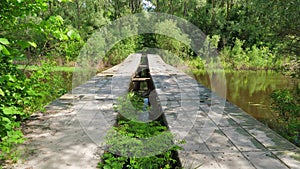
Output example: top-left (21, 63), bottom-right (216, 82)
top-left (99, 120), bottom-right (182, 169)
top-left (0, 107), bottom-right (25, 160)
top-left (270, 88), bottom-right (300, 146)
top-left (44, 0), bottom-right (110, 40)
top-left (188, 57), bottom-right (206, 72)
top-left (271, 90), bottom-right (299, 120)
top-left (246, 45), bottom-right (275, 69)
top-left (220, 38), bottom-right (276, 70)
top-left (270, 55), bottom-right (300, 146)
top-left (24, 62), bottom-right (68, 112)
top-left (19, 14), bottom-right (84, 65)
top-left (280, 56), bottom-right (300, 80)
top-left (188, 37), bottom-right (277, 71)
top-left (0, 58), bottom-right (68, 162)
top-left (114, 120), bottom-right (167, 139)
top-left (0, 49), bottom-right (26, 161)
top-left (154, 20), bottom-right (191, 60)
top-left (1, 0), bottom-right (84, 67)
top-left (98, 93), bottom-right (182, 169)
top-left (104, 36), bottom-right (141, 66)
top-left (98, 153), bottom-right (127, 169)
top-left (0, 38), bottom-right (11, 56)
top-left (0, 0), bottom-right (71, 161)
top-left (114, 92), bottom-right (148, 121)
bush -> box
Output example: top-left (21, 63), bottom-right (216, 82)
top-left (220, 38), bottom-right (276, 70)
top-left (98, 93), bottom-right (183, 169)
top-left (99, 119), bottom-right (182, 169)
top-left (0, 59), bottom-right (68, 162)
top-left (270, 56), bottom-right (300, 146)
top-left (0, 55), bottom-right (28, 161)
top-left (270, 88), bottom-right (300, 146)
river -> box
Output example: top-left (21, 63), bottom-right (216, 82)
top-left (193, 71), bottom-right (294, 123)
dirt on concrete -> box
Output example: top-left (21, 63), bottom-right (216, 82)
top-left (4, 99), bottom-right (102, 169)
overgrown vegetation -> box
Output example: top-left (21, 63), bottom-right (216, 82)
top-left (98, 92), bottom-right (182, 169)
top-left (0, 58), bottom-right (68, 162)
top-left (99, 120), bottom-right (182, 169)
top-left (0, 0), bottom-right (82, 163)
top-left (270, 58), bottom-right (300, 146)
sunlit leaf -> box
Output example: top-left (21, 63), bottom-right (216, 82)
top-left (28, 41), bottom-right (37, 48)
top-left (3, 107), bottom-right (18, 115)
top-left (0, 88), bottom-right (4, 96)
top-left (0, 38), bottom-right (10, 45)
top-left (67, 30), bottom-right (81, 40)
top-left (7, 75), bottom-right (17, 82)
top-left (58, 0), bottom-right (73, 2)
top-left (67, 30), bottom-right (75, 37)
top-left (1, 45), bottom-right (10, 55)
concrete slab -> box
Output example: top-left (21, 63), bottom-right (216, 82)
top-left (12, 111), bottom-right (101, 169)
top-left (203, 129), bottom-right (238, 152)
top-left (244, 125), bottom-right (298, 151)
top-left (243, 151), bottom-right (289, 169)
top-left (221, 127), bottom-right (266, 151)
top-left (273, 150), bottom-right (300, 169)
top-left (229, 114), bottom-right (264, 126)
top-left (213, 152), bottom-right (255, 169)
top-left (181, 128), bottom-right (210, 153)
top-left (178, 151), bottom-right (221, 169)
top-left (217, 115), bottom-right (239, 127)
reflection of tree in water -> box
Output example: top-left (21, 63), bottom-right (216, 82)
top-left (194, 71), bottom-right (293, 121)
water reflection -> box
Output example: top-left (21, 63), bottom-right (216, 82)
top-left (194, 71), bottom-right (294, 122)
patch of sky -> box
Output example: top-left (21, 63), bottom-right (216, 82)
top-left (142, 0), bottom-right (156, 11)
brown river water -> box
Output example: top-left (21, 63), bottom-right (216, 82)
top-left (193, 71), bottom-right (294, 122)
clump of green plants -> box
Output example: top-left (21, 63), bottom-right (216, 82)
top-left (270, 88), bottom-right (300, 146)
top-left (188, 35), bottom-right (277, 72)
top-left (99, 120), bottom-right (182, 169)
top-left (114, 92), bottom-right (151, 122)
top-left (98, 93), bottom-right (183, 169)
top-left (0, 58), bottom-right (68, 162)
top-left (0, 52), bottom-right (29, 162)
top-left (270, 57), bottom-right (300, 146)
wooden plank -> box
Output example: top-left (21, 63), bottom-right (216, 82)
top-left (139, 64), bottom-right (148, 68)
top-left (132, 77), bottom-right (151, 82)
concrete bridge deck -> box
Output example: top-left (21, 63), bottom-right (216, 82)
top-left (147, 54), bottom-right (300, 169)
top-left (11, 54), bottom-right (300, 169)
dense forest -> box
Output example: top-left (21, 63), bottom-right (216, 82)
top-left (0, 0), bottom-right (299, 164)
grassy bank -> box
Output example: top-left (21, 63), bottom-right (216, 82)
top-left (17, 65), bottom-right (75, 72)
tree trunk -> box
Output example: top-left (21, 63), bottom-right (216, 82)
top-left (183, 0), bottom-right (187, 17)
top-left (75, 0), bottom-right (81, 29)
top-left (115, 0), bottom-right (119, 18)
top-left (170, 0), bottom-right (174, 15)
top-left (49, 1), bottom-right (52, 15)
top-left (226, 0), bottom-right (233, 18)
top-left (129, 0), bottom-right (134, 13)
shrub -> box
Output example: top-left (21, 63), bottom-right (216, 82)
top-left (98, 93), bottom-right (183, 169)
top-left (270, 88), bottom-right (300, 146)
top-left (0, 59), bottom-right (68, 162)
